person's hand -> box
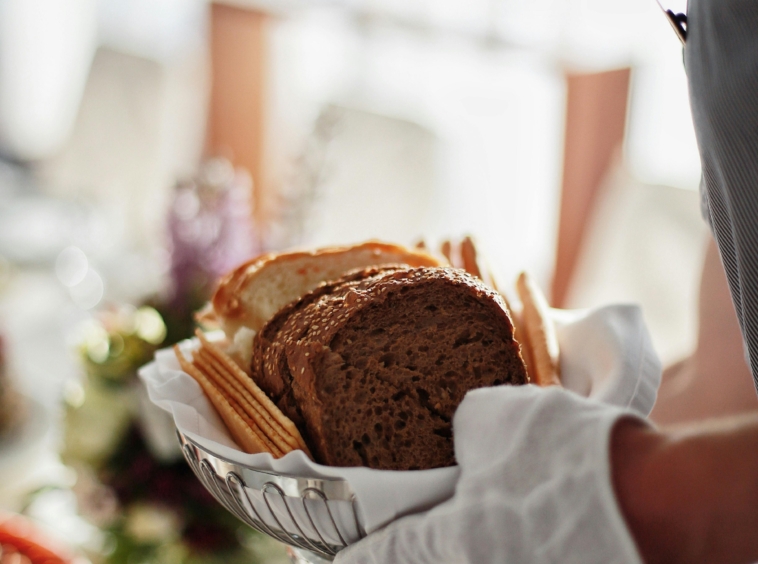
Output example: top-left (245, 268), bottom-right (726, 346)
top-left (336, 385), bottom-right (644, 564)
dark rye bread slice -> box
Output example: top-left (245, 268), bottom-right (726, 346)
top-left (251, 266), bottom-right (404, 425)
top-left (276, 267), bottom-right (528, 470)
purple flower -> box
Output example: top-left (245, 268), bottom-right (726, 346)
top-left (167, 159), bottom-right (258, 306)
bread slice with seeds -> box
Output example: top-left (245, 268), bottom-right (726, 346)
top-left (252, 266), bottom-right (403, 431)
top-left (258, 266), bottom-right (528, 470)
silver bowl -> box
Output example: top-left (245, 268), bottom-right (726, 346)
top-left (177, 431), bottom-right (366, 563)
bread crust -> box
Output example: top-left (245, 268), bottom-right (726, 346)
top-left (252, 266), bottom-right (401, 403)
top-left (253, 267), bottom-right (402, 444)
top-left (211, 241), bottom-right (442, 339)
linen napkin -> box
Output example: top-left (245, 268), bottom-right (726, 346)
top-left (337, 385), bottom-right (644, 564)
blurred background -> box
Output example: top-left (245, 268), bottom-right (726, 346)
top-left (0, 0), bottom-right (749, 562)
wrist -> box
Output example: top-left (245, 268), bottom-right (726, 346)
top-left (612, 416), bottom-right (758, 564)
top-left (611, 419), bottom-right (700, 564)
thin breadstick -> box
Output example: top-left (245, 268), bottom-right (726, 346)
top-left (508, 305), bottom-right (534, 383)
top-left (454, 238), bottom-right (534, 381)
top-left (515, 272), bottom-right (561, 387)
top-left (484, 270), bottom-right (534, 382)
top-left (478, 253), bottom-right (501, 294)
top-left (460, 236), bottom-right (482, 279)
top-left (174, 346), bottom-right (273, 454)
top-left (440, 240), bottom-right (453, 266)
top-left (487, 271), bottom-right (500, 293)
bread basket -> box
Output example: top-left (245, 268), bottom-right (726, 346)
top-left (145, 304), bottom-right (662, 564)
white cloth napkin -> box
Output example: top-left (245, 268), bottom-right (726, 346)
top-left (337, 386), bottom-right (644, 564)
top-left (138, 303), bottom-right (660, 538)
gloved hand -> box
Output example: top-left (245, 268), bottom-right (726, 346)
top-left (336, 385), bottom-right (644, 564)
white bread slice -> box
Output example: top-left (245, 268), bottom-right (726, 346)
top-left (211, 241), bottom-right (443, 367)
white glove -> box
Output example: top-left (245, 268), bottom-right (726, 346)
top-left (335, 385), bottom-right (645, 564)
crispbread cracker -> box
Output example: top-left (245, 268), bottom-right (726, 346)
top-left (174, 332), bottom-right (312, 459)
top-left (193, 352), bottom-right (293, 455)
top-left (174, 346), bottom-right (272, 454)
top-left (516, 272), bottom-right (561, 387)
top-left (195, 348), bottom-right (305, 453)
top-left (195, 331), bottom-right (311, 454)
top-left (222, 387), bottom-right (285, 457)
top-left (194, 348), bottom-right (296, 448)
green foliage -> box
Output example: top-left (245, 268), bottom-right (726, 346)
top-left (66, 305), bottom-right (288, 564)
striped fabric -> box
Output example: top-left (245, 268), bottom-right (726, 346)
top-left (685, 0), bottom-right (758, 391)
